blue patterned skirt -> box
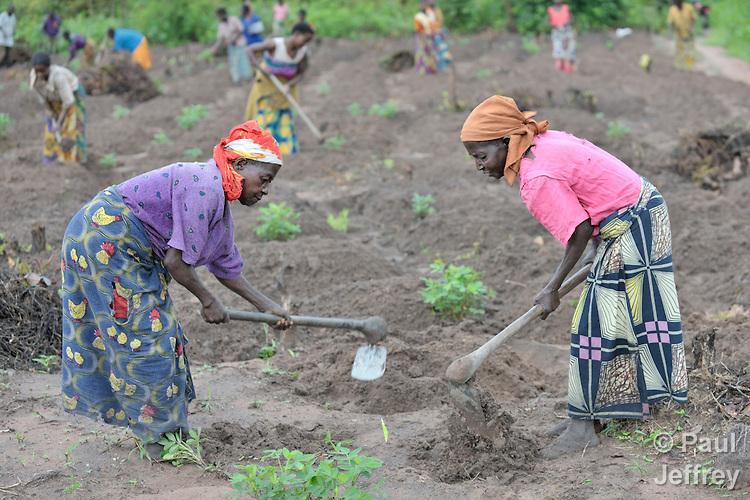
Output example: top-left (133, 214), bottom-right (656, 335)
top-left (568, 180), bottom-right (688, 420)
top-left (60, 188), bottom-right (194, 443)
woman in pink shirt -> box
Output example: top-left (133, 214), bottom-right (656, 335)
top-left (461, 96), bottom-right (687, 458)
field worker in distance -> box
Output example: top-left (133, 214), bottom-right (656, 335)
top-left (211, 7), bottom-right (252, 84)
top-left (461, 96), bottom-right (688, 458)
top-left (63, 31), bottom-right (97, 68)
top-left (241, 3), bottom-right (265, 46)
top-left (547, 0), bottom-right (576, 73)
top-left (272, 0), bottom-right (289, 35)
top-left (245, 22), bottom-right (314, 156)
top-left (426, 0), bottom-right (452, 72)
top-left (108, 27), bottom-right (152, 71)
top-left (41, 10), bottom-right (61, 51)
top-left (0, 3), bottom-right (16, 68)
top-left (29, 52), bottom-right (87, 164)
top-left (667, 0), bottom-right (696, 70)
top-left (60, 121), bottom-right (292, 455)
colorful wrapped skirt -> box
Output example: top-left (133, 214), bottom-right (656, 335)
top-left (415, 34), bottom-right (437, 75)
top-left (568, 180), bottom-right (688, 420)
top-left (244, 72), bottom-right (298, 156)
top-left (551, 25), bottom-right (576, 62)
top-left (43, 87), bottom-right (87, 164)
top-left (433, 32), bottom-right (453, 71)
top-left (674, 34), bottom-right (695, 70)
top-left (61, 188), bottom-right (194, 443)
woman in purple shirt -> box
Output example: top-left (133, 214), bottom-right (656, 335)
top-left (60, 121), bottom-right (290, 453)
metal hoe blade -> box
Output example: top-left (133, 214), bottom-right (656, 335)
top-left (351, 344), bottom-right (387, 381)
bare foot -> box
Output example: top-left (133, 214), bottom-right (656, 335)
top-left (542, 419), bottom-right (599, 459)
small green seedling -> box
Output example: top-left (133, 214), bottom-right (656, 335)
top-left (112, 104), bottom-right (130, 120)
top-left (230, 433), bottom-right (384, 498)
top-left (380, 418), bottom-right (389, 443)
top-left (183, 147), bottom-right (203, 161)
top-left (159, 429), bottom-right (213, 470)
top-left (258, 339), bottom-right (278, 359)
top-left (326, 209), bottom-right (349, 233)
top-left (522, 36), bottom-right (541, 56)
top-left (323, 135), bottom-right (346, 151)
top-left (317, 82), bottom-right (331, 96)
top-left (475, 68), bottom-right (491, 80)
top-left (255, 202), bottom-right (301, 241)
top-left (607, 120), bottom-right (631, 138)
top-left (411, 193), bottom-right (435, 219)
top-left (32, 354), bottom-right (58, 373)
top-left (0, 113), bottom-right (12, 138)
top-left (348, 102), bottom-right (363, 117)
top-left (152, 131), bottom-right (171, 145)
top-left (422, 258), bottom-right (493, 319)
top-left (368, 100), bottom-right (399, 119)
top-left (99, 153), bottom-right (118, 169)
top-left (197, 49), bottom-right (214, 62)
top-left (63, 476), bottom-right (82, 494)
top-left (176, 104), bottom-right (209, 130)
top-left (382, 158), bottom-right (395, 170)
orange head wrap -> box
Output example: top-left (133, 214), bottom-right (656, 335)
top-left (213, 121), bottom-right (283, 201)
top-left (460, 95), bottom-right (549, 186)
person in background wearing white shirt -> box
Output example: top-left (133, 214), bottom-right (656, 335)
top-left (0, 4), bottom-right (16, 68)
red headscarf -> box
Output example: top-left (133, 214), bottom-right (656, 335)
top-left (213, 121), bottom-right (283, 201)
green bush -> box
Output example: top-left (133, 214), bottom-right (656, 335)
top-left (255, 203), bottom-right (301, 241)
top-left (411, 193), bottom-right (435, 219)
top-left (326, 209), bottom-right (350, 233)
top-left (707, 0), bottom-right (750, 61)
top-left (0, 113), bottom-right (11, 139)
top-left (176, 105), bottom-right (209, 130)
top-left (421, 259), bottom-right (492, 319)
top-left (230, 435), bottom-right (383, 499)
top-left (368, 100), bottom-right (399, 119)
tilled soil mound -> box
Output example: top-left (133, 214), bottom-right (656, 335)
top-left (673, 126), bottom-right (750, 189)
top-left (79, 60), bottom-right (160, 103)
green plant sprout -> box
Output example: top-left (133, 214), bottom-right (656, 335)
top-left (326, 209), bottom-right (350, 233)
top-left (324, 135), bottom-right (346, 151)
top-left (607, 120), bottom-right (631, 138)
top-left (348, 102), bottom-right (363, 117)
top-left (32, 354), bottom-right (58, 373)
top-left (421, 259), bottom-right (493, 319)
top-left (317, 82), bottom-right (331, 96)
top-left (159, 429), bottom-right (214, 470)
top-left (522, 36), bottom-right (541, 55)
top-left (382, 158), bottom-right (395, 170)
top-left (152, 131), bottom-right (171, 145)
top-left (0, 113), bottom-right (12, 139)
top-left (368, 100), bottom-right (399, 118)
top-left (99, 153), bottom-right (118, 169)
top-left (411, 193), bottom-right (435, 219)
top-left (176, 104), bottom-right (209, 130)
top-left (112, 104), bottom-right (130, 119)
top-left (183, 147), bottom-right (204, 161)
top-left (255, 202), bottom-right (301, 241)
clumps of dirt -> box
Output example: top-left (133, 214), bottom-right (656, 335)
top-left (673, 126), bottom-right (750, 190)
top-left (79, 60), bottom-right (159, 103)
top-left (412, 384), bottom-right (538, 483)
top-left (380, 50), bottom-right (415, 73)
top-left (0, 270), bottom-right (61, 369)
top-left (202, 419), bottom-right (345, 465)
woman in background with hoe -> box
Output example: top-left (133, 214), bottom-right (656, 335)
top-left (460, 96), bottom-right (688, 457)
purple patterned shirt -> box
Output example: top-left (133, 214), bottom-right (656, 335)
top-left (118, 160), bottom-right (244, 279)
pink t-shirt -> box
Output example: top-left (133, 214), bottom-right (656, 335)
top-left (519, 131), bottom-right (642, 246)
top-left (274, 3), bottom-right (289, 21)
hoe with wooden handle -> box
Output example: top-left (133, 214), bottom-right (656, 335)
top-left (444, 265), bottom-right (591, 441)
top-left (445, 264), bottom-right (591, 385)
top-left (257, 67), bottom-right (325, 143)
top-left (226, 309), bottom-right (387, 381)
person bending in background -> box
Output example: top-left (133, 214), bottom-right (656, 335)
top-left (272, 0), bottom-right (289, 36)
top-left (667, 0), bottom-right (696, 70)
top-left (0, 3), bottom-right (16, 68)
top-left (108, 27), bottom-right (152, 71)
top-left (212, 7), bottom-right (252, 84)
top-left (461, 96), bottom-right (687, 458)
top-left (60, 121), bottom-right (291, 455)
top-left (245, 22), bottom-right (314, 156)
top-left (241, 3), bottom-right (265, 46)
top-left (63, 31), bottom-right (97, 68)
top-left (547, 0), bottom-right (576, 73)
top-left (29, 52), bottom-right (87, 164)
top-left (41, 11), bottom-right (61, 51)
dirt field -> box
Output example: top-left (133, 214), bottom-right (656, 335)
top-left (1, 31), bottom-right (749, 498)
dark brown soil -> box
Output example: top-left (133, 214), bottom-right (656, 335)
top-left (1, 31), bottom-right (749, 498)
